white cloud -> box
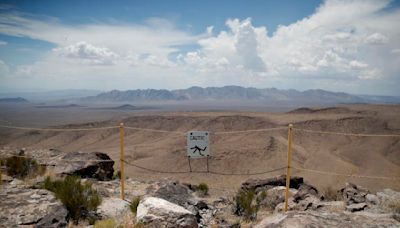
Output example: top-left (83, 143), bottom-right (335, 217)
top-left (365, 33), bottom-right (388, 44)
top-left (54, 41), bottom-right (119, 65)
top-left (0, 40), bottom-right (7, 45)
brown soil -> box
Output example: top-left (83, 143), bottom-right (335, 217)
top-left (1, 104), bottom-right (400, 192)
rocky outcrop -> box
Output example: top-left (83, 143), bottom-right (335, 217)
top-left (255, 211), bottom-right (400, 227)
top-left (54, 151), bottom-right (114, 180)
top-left (340, 182), bottom-right (369, 205)
top-left (0, 183), bottom-right (68, 227)
top-left (136, 197), bottom-right (198, 228)
top-left (146, 181), bottom-right (195, 207)
top-left (241, 175), bottom-right (304, 193)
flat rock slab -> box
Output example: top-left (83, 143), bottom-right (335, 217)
top-left (0, 185), bottom-right (68, 227)
top-left (255, 211), bottom-right (400, 228)
top-left (137, 197), bottom-right (198, 228)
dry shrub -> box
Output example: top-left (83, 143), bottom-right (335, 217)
top-left (323, 186), bottom-right (340, 201)
top-left (130, 196), bottom-right (141, 214)
top-left (197, 182), bottom-right (209, 196)
top-left (43, 176), bottom-right (101, 224)
top-left (5, 156), bottom-right (46, 178)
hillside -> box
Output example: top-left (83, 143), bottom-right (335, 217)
top-left (1, 104), bottom-right (399, 192)
top-left (77, 86), bottom-right (400, 104)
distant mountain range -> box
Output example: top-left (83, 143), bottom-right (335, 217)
top-left (79, 86), bottom-right (400, 104)
top-left (0, 97), bottom-right (28, 103)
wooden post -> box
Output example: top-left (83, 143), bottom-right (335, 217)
top-left (284, 124), bottom-right (293, 212)
top-left (119, 123), bottom-right (125, 200)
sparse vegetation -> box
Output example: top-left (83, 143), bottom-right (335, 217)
top-left (130, 196), bottom-right (141, 214)
top-left (94, 218), bottom-right (118, 228)
top-left (323, 186), bottom-right (340, 201)
top-left (5, 156), bottom-right (45, 178)
top-left (113, 170), bottom-right (121, 180)
top-left (43, 176), bottom-right (101, 223)
top-left (388, 199), bottom-right (400, 214)
top-left (197, 182), bottom-right (209, 196)
top-left (233, 189), bottom-right (259, 221)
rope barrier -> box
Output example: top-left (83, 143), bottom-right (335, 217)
top-left (214, 127), bottom-right (287, 134)
top-left (292, 166), bottom-right (400, 180)
top-left (124, 126), bottom-right (184, 134)
top-left (0, 154), bottom-right (115, 162)
top-left (0, 124), bottom-right (119, 131)
top-left (123, 159), bottom-right (286, 176)
top-left (293, 128), bottom-right (400, 137)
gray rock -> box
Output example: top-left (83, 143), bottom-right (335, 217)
top-left (0, 184), bottom-right (68, 227)
top-left (241, 175), bottom-right (304, 193)
top-left (55, 151), bottom-right (114, 180)
top-left (316, 201), bottom-right (346, 213)
top-left (260, 186), bottom-right (297, 210)
top-left (346, 203), bottom-right (368, 212)
top-left (146, 180), bottom-right (194, 207)
top-left (137, 197), bottom-right (198, 228)
top-left (366, 194), bottom-right (380, 205)
top-left (340, 182), bottom-right (369, 205)
top-left (97, 197), bottom-right (130, 219)
top-left (255, 211), bottom-right (400, 228)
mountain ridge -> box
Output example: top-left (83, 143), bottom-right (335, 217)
top-left (78, 86), bottom-right (400, 104)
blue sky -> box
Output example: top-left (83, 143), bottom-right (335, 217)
top-left (0, 0), bottom-right (399, 95)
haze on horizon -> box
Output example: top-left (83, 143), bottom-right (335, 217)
top-left (0, 0), bottom-right (399, 96)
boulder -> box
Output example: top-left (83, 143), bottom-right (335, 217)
top-left (54, 151), bottom-right (114, 180)
top-left (0, 184), bottom-right (68, 227)
top-left (136, 197), bottom-right (198, 228)
top-left (97, 197), bottom-right (130, 219)
top-left (293, 183), bottom-right (319, 201)
top-left (259, 186), bottom-right (297, 210)
top-left (340, 182), bottom-right (369, 205)
top-left (255, 211), bottom-right (400, 228)
top-left (146, 181), bottom-right (195, 207)
top-left (241, 175), bottom-right (304, 193)
top-left (365, 194), bottom-right (380, 205)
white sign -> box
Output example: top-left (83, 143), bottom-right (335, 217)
top-left (187, 131), bottom-right (210, 158)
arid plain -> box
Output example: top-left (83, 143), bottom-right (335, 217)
top-left (1, 103), bottom-right (399, 194)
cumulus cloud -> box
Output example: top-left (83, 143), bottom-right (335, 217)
top-left (54, 41), bottom-right (118, 65)
top-left (365, 33), bottom-right (388, 44)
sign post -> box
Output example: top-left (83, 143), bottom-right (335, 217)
top-left (187, 131), bottom-right (210, 158)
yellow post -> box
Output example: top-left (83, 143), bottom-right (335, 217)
top-left (119, 123), bottom-right (125, 200)
top-left (284, 124), bottom-right (293, 212)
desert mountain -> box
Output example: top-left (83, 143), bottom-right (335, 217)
top-left (0, 97), bottom-right (28, 103)
top-left (78, 86), bottom-right (399, 104)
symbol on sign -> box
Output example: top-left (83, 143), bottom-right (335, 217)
top-left (190, 146), bottom-right (207, 156)
top-left (187, 131), bottom-right (210, 158)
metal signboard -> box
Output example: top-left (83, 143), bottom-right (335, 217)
top-left (187, 131), bottom-right (210, 158)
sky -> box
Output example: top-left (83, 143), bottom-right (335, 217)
top-left (0, 0), bottom-right (399, 95)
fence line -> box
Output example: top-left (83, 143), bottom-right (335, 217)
top-left (2, 124), bottom-right (400, 137)
top-left (292, 166), bottom-right (400, 180)
top-left (293, 127), bottom-right (400, 137)
top-left (123, 159), bottom-right (286, 176)
top-left (0, 124), bottom-right (118, 131)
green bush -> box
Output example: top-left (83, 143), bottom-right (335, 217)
top-left (233, 189), bottom-right (259, 221)
top-left (43, 176), bottom-right (101, 223)
top-left (130, 196), bottom-right (141, 214)
top-left (197, 182), bottom-right (209, 196)
top-left (5, 156), bottom-right (45, 178)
